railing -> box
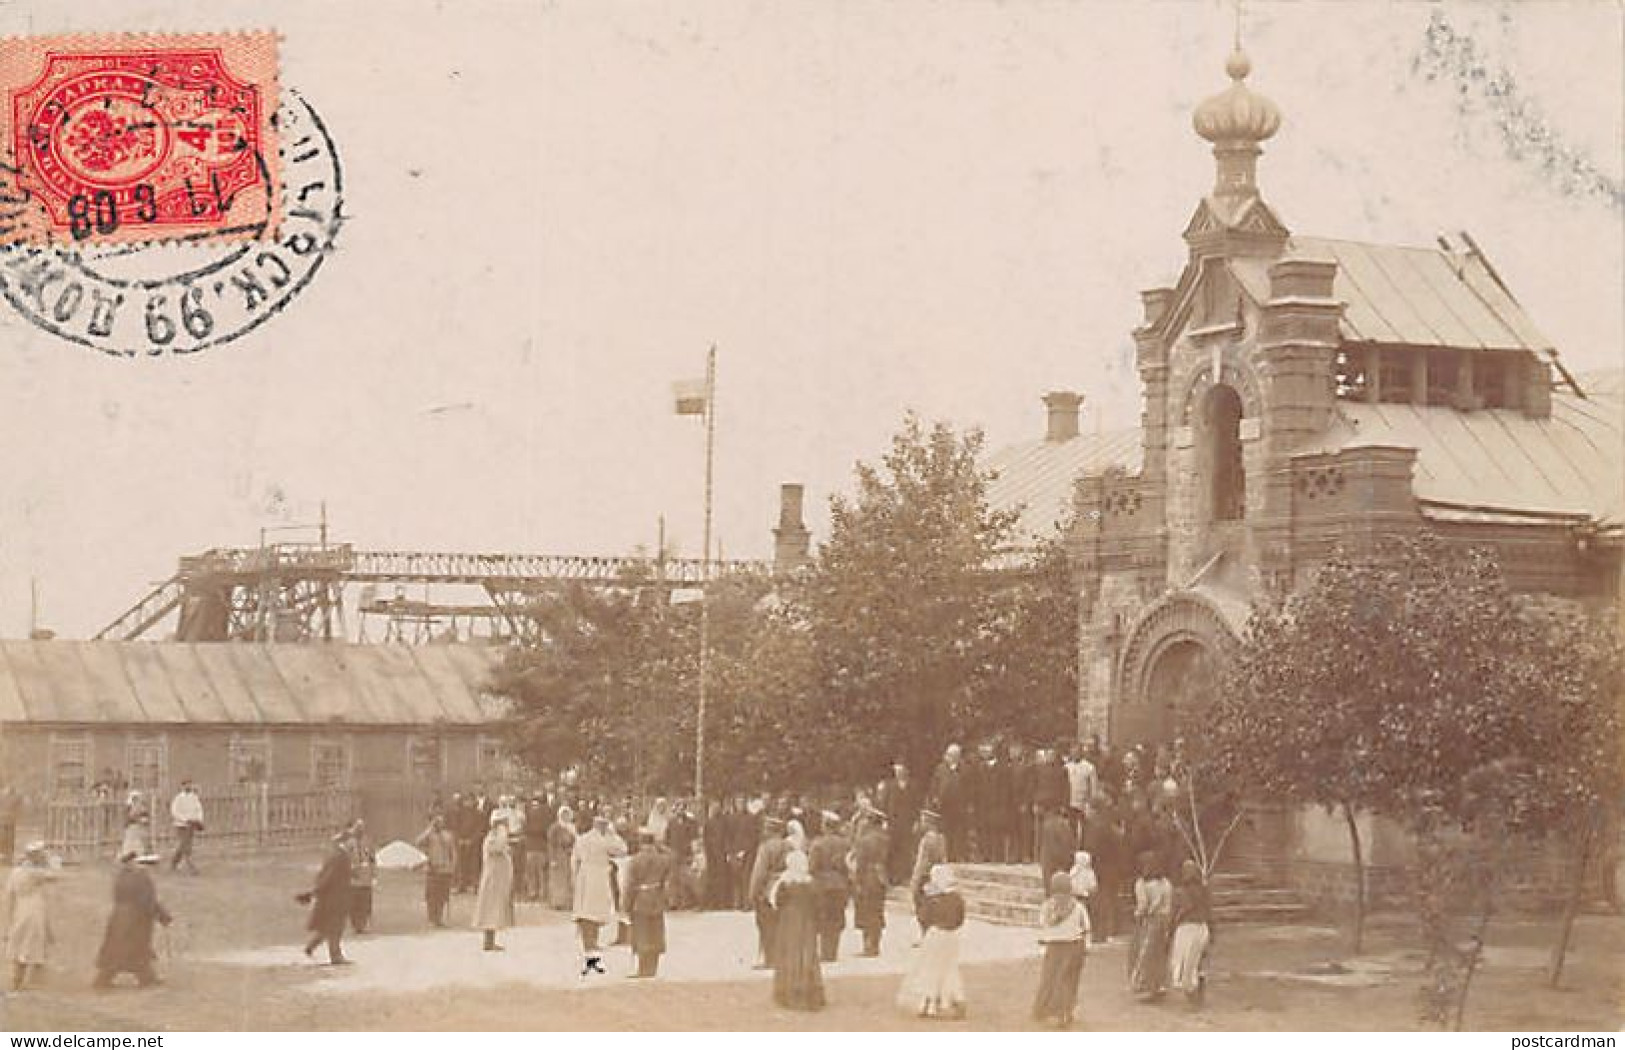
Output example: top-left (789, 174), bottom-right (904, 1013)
top-left (44, 783), bottom-right (360, 862)
top-left (91, 576), bottom-right (185, 641)
top-left (346, 549), bottom-right (770, 586)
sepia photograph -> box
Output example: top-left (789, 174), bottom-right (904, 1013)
top-left (0, 0), bottom-right (1620, 1037)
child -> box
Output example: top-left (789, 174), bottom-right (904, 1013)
top-left (1069, 850), bottom-right (1097, 903)
top-left (1032, 871), bottom-right (1089, 1028)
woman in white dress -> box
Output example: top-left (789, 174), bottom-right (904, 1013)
top-left (3, 842), bottom-right (59, 992)
top-left (471, 813), bottom-right (514, 951)
top-left (896, 863), bottom-right (967, 1020)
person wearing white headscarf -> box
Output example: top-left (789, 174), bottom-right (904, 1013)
top-left (785, 818), bottom-right (808, 854)
top-left (768, 850), bottom-right (824, 1010)
top-left (1031, 870), bottom-right (1089, 1028)
top-left (646, 798), bottom-right (671, 844)
top-left (896, 863), bottom-right (967, 1019)
top-left (1069, 850), bottom-right (1098, 901)
top-left (472, 812), bottom-right (514, 951)
top-left (3, 842), bottom-right (58, 992)
top-left (120, 791), bottom-right (152, 862)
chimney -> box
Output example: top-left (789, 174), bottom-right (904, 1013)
top-left (773, 483), bottom-right (811, 573)
top-left (1042, 391), bottom-right (1084, 442)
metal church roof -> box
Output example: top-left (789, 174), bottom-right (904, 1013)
top-left (983, 427), bottom-right (1142, 546)
top-left (1228, 237), bottom-right (1552, 352)
top-left (0, 641), bottom-right (504, 726)
top-left (984, 374), bottom-right (1623, 541)
top-left (1312, 376), bottom-right (1625, 526)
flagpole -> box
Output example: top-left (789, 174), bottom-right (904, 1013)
top-left (697, 345), bottom-right (716, 805)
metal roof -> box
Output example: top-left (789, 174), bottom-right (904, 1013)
top-left (1229, 237), bottom-right (1551, 352)
top-left (985, 374), bottom-right (1621, 540)
top-left (1308, 377), bottom-right (1625, 526)
top-left (983, 428), bottom-right (1142, 545)
top-left (0, 641), bottom-right (504, 727)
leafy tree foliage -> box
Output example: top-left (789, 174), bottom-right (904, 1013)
top-left (490, 413), bottom-right (1084, 797)
top-left (799, 414), bottom-right (1073, 780)
top-left (1204, 533), bottom-right (1623, 1009)
top-left (490, 574), bottom-right (770, 798)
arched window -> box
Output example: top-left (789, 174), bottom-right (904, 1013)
top-left (1200, 384), bottom-right (1245, 522)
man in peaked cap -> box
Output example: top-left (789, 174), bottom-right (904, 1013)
top-left (850, 806), bottom-right (890, 957)
top-left (909, 809), bottom-right (947, 933)
top-left (623, 829), bottom-right (673, 977)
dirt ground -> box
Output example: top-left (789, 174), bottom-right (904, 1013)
top-left (2, 853), bottom-right (1620, 1031)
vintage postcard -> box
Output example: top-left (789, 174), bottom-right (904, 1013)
top-left (0, 0), bottom-right (1619, 1038)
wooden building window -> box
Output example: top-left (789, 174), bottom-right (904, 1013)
top-left (126, 736), bottom-right (167, 796)
top-left (49, 733), bottom-right (90, 795)
top-left (311, 738), bottom-right (351, 789)
top-left (476, 735), bottom-right (506, 780)
top-left (229, 735), bottom-right (271, 783)
top-left (408, 735), bottom-right (443, 783)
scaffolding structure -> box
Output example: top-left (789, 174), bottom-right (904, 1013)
top-left (96, 542), bottom-right (770, 644)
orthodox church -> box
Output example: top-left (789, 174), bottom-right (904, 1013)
top-left (985, 48), bottom-right (1623, 749)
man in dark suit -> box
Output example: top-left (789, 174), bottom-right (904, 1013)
top-left (1030, 747), bottom-right (1070, 863)
top-left (451, 793), bottom-right (482, 892)
top-left (929, 744), bottom-right (970, 862)
top-left (876, 762), bottom-right (919, 885)
top-left (1008, 740), bottom-right (1035, 862)
top-left (724, 798), bottom-right (761, 911)
top-left (300, 833), bottom-right (353, 965)
top-left (971, 740), bottom-right (1013, 863)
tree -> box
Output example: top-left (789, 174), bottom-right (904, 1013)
top-left (974, 526), bottom-right (1084, 747)
top-left (801, 414), bottom-right (1022, 779)
top-left (492, 412), bottom-right (1090, 801)
top-left (1207, 535), bottom-right (1618, 957)
top-left (489, 574), bottom-right (771, 797)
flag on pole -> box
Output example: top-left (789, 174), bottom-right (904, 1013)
top-left (672, 377), bottom-right (708, 416)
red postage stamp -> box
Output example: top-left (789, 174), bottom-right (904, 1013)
top-left (0, 32), bottom-right (278, 246)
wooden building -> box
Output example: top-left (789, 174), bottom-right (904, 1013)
top-left (0, 640), bottom-right (505, 836)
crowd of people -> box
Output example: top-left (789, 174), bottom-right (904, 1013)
top-left (2, 735), bottom-right (1216, 1028)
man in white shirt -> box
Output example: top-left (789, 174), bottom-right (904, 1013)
top-left (169, 780), bottom-right (204, 874)
top-left (1064, 747), bottom-right (1097, 841)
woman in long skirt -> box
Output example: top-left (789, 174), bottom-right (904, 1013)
top-left (472, 815), bottom-right (514, 951)
top-left (1128, 852), bottom-right (1173, 1000)
top-left (1167, 860), bottom-right (1212, 1006)
top-left (3, 842), bottom-right (59, 992)
top-left (1032, 872), bottom-right (1089, 1028)
top-left (546, 807), bottom-right (577, 910)
top-left (897, 863), bottom-right (967, 1020)
top-left (119, 792), bottom-right (152, 862)
top-left (770, 850), bottom-right (825, 1010)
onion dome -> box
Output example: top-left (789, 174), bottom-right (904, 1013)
top-left (1193, 49), bottom-right (1281, 145)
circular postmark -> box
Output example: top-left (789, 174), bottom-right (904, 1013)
top-left (0, 89), bottom-right (343, 357)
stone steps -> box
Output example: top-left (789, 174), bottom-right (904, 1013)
top-left (947, 863), bottom-right (1315, 927)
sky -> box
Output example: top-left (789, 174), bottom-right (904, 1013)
top-left (0, 0), bottom-right (1620, 638)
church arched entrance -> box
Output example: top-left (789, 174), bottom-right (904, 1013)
top-left (1113, 590), bottom-right (1240, 747)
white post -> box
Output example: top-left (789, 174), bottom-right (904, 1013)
top-left (696, 346), bottom-right (716, 805)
